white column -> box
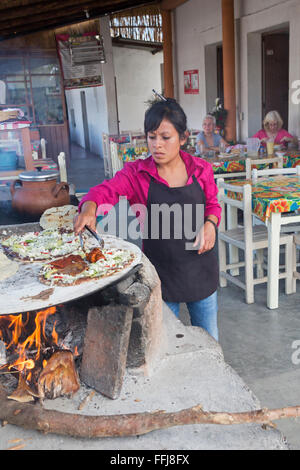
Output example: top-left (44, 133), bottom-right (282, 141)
top-left (99, 16), bottom-right (119, 135)
top-left (289, 3), bottom-right (300, 138)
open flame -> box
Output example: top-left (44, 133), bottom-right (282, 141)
top-left (0, 305), bottom-right (81, 401)
top-left (0, 306), bottom-right (58, 379)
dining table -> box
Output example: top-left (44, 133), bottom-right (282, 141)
top-left (199, 150), bottom-right (300, 176)
top-left (225, 174), bottom-right (300, 309)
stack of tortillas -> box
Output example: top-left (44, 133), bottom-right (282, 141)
top-left (39, 205), bottom-right (78, 231)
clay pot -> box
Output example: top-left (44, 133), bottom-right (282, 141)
top-left (10, 170), bottom-right (70, 217)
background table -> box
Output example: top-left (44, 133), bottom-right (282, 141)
top-left (201, 150), bottom-right (300, 176)
top-left (227, 175), bottom-right (300, 308)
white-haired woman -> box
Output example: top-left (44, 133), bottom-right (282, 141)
top-left (252, 110), bottom-right (295, 147)
top-left (196, 114), bottom-right (228, 154)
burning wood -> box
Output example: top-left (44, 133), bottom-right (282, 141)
top-left (8, 375), bottom-right (39, 403)
top-left (38, 350), bottom-right (80, 400)
top-left (0, 306), bottom-right (80, 402)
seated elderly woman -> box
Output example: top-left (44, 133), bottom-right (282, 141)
top-left (252, 110), bottom-right (296, 147)
top-left (195, 114), bottom-right (228, 154)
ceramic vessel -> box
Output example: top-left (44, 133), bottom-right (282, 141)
top-left (10, 170), bottom-right (70, 216)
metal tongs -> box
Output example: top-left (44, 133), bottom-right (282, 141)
top-left (79, 225), bottom-right (104, 251)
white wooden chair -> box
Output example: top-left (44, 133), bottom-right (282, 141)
top-left (246, 156), bottom-right (284, 227)
top-left (102, 133), bottom-right (113, 178)
top-left (293, 232), bottom-right (300, 288)
top-left (110, 141), bottom-right (124, 176)
top-left (32, 138), bottom-right (47, 160)
top-left (217, 178), bottom-right (294, 304)
top-left (245, 156), bottom-right (283, 179)
top-left (58, 151), bottom-right (67, 182)
top-left (40, 138), bottom-right (47, 159)
top-left (251, 166), bottom-right (300, 182)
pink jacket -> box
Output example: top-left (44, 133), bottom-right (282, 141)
top-left (252, 128), bottom-right (294, 145)
top-left (79, 150), bottom-right (222, 226)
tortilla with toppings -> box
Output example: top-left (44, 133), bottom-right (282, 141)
top-left (39, 247), bottom-right (135, 286)
top-left (1, 228), bottom-right (81, 261)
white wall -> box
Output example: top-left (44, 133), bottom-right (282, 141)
top-left (66, 45), bottom-right (162, 156)
top-left (65, 24), bottom-right (162, 156)
top-left (174, 0), bottom-right (300, 141)
top-left (238, 0), bottom-right (300, 139)
top-left (64, 16), bottom-right (117, 158)
top-left (66, 85), bottom-right (108, 156)
top-left (113, 46), bottom-right (163, 132)
top-left (174, 0), bottom-right (222, 131)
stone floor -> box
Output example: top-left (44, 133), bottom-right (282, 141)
top-left (1, 143), bottom-right (300, 449)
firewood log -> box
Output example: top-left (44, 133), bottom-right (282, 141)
top-left (37, 350), bottom-right (80, 400)
top-left (1, 382), bottom-right (300, 439)
top-left (7, 375), bottom-right (39, 403)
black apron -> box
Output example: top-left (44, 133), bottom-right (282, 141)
top-left (143, 175), bottom-right (218, 302)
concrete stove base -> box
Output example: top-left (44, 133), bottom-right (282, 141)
top-left (0, 302), bottom-right (288, 450)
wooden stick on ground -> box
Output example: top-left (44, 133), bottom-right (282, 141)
top-left (1, 386), bottom-right (300, 438)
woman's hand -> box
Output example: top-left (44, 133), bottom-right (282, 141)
top-left (281, 136), bottom-right (292, 142)
top-left (73, 201), bottom-right (97, 235)
top-left (193, 220), bottom-right (217, 255)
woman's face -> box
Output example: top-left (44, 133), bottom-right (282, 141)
top-left (203, 118), bottom-right (214, 135)
top-left (147, 118), bottom-right (186, 165)
top-left (268, 120), bottom-right (278, 133)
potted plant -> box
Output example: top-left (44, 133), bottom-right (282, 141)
top-left (209, 98), bottom-right (228, 138)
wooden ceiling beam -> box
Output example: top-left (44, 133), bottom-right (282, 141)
top-left (0, 0), bottom-right (156, 19)
top-left (0, 0), bottom-right (42, 10)
top-left (0, 0), bottom-right (119, 21)
top-left (0, 0), bottom-right (126, 28)
top-left (0, 0), bottom-right (155, 41)
top-left (160, 0), bottom-right (188, 10)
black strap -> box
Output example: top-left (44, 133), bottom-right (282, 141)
top-left (205, 218), bottom-right (218, 233)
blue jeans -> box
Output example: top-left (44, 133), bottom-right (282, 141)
top-left (165, 291), bottom-right (218, 341)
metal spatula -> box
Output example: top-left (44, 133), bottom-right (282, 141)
top-left (84, 225), bottom-right (104, 249)
top-left (79, 232), bottom-right (85, 252)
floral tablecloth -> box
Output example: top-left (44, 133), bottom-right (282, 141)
top-left (118, 144), bottom-right (149, 162)
top-left (205, 151), bottom-right (300, 174)
top-left (227, 176), bottom-right (300, 222)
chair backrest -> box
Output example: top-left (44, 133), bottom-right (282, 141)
top-left (102, 133), bottom-right (113, 177)
top-left (217, 178), bottom-right (253, 246)
top-left (251, 165), bottom-right (300, 182)
top-left (110, 141), bottom-right (124, 176)
top-left (40, 138), bottom-right (47, 159)
top-left (58, 152), bottom-right (67, 182)
top-left (245, 156), bottom-right (283, 179)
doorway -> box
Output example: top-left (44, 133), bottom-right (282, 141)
top-left (216, 45), bottom-right (224, 106)
top-left (204, 43), bottom-right (223, 114)
top-left (262, 31), bottom-right (289, 128)
top-left (80, 90), bottom-right (90, 152)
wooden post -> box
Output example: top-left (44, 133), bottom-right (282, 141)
top-left (21, 126), bottom-right (35, 171)
top-left (161, 9), bottom-right (174, 99)
top-left (222, 0), bottom-right (236, 142)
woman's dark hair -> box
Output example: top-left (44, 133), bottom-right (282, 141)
top-left (144, 98), bottom-right (187, 139)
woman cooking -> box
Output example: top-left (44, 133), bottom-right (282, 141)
top-left (74, 98), bottom-right (222, 341)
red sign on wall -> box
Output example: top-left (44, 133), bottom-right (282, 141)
top-left (184, 69), bottom-right (199, 94)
